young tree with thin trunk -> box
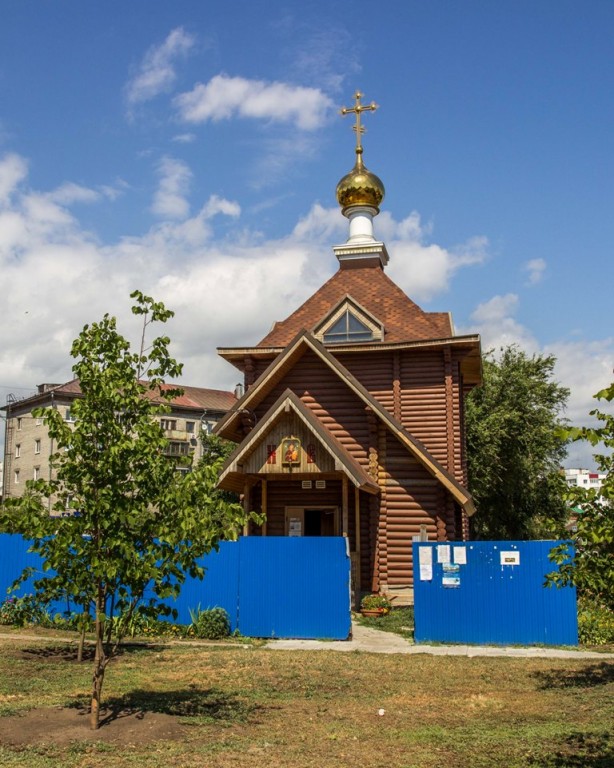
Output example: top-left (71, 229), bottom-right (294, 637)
top-left (0, 292), bottom-right (249, 729)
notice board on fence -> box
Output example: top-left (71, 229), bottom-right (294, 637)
top-left (413, 540), bottom-right (578, 646)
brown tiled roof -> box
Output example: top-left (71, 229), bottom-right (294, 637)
top-left (151, 383), bottom-right (236, 411)
top-left (258, 265), bottom-right (452, 347)
top-left (4, 379), bottom-right (235, 413)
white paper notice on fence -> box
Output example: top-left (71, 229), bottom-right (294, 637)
top-left (453, 546), bottom-right (467, 565)
top-left (437, 544), bottom-right (451, 564)
top-left (500, 551), bottom-right (520, 566)
top-left (418, 546), bottom-right (433, 581)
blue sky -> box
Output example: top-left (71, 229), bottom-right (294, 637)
top-left (1, 1), bottom-right (612, 467)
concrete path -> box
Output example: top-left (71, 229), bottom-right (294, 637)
top-left (264, 622), bottom-right (614, 659)
top-left (1, 629), bottom-right (612, 659)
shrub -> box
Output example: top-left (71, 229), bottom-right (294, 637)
top-left (0, 595), bottom-right (51, 627)
top-left (189, 606), bottom-right (231, 639)
top-left (578, 598), bottom-right (614, 645)
top-left (360, 593), bottom-right (393, 612)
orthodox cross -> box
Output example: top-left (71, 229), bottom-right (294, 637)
top-left (340, 91), bottom-right (378, 153)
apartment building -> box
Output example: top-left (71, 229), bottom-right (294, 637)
top-left (2, 379), bottom-right (236, 503)
top-left (563, 467), bottom-right (606, 491)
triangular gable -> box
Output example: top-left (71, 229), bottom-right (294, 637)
top-left (217, 389), bottom-right (379, 494)
top-left (215, 331), bottom-right (475, 515)
top-left (257, 264), bottom-right (452, 347)
top-left (312, 294), bottom-right (384, 344)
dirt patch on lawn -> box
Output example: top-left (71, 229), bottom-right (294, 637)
top-left (0, 705), bottom-right (187, 746)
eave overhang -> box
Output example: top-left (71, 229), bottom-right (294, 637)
top-left (218, 334), bottom-right (482, 386)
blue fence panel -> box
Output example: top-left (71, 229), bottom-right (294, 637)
top-left (0, 534), bottom-right (351, 639)
top-left (0, 533), bottom-right (73, 616)
top-left (238, 537), bottom-right (351, 640)
top-left (158, 542), bottom-right (241, 632)
top-left (413, 540), bottom-right (578, 646)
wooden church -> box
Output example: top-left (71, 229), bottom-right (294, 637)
top-left (214, 92), bottom-right (481, 601)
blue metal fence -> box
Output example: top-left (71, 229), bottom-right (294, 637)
top-left (413, 540), bottom-right (578, 646)
top-left (0, 534), bottom-right (351, 640)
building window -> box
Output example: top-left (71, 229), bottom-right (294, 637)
top-left (33, 467), bottom-right (40, 481)
top-left (160, 419), bottom-right (177, 431)
top-left (165, 441), bottom-right (190, 456)
top-left (14, 470), bottom-right (20, 484)
top-left (186, 421), bottom-right (195, 434)
top-left (16, 418), bottom-right (22, 431)
top-left (65, 409), bottom-right (75, 422)
top-left (34, 439), bottom-right (41, 454)
top-left (323, 310), bottom-right (374, 344)
top-left (15, 444), bottom-right (21, 458)
top-left (36, 417), bottom-right (43, 426)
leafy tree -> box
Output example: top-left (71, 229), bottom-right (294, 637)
top-left (466, 345), bottom-right (569, 539)
top-left (200, 431), bottom-right (236, 464)
top-left (0, 292), bottom-right (250, 729)
top-left (547, 382), bottom-right (614, 611)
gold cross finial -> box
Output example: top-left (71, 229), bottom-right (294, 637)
top-left (340, 90), bottom-right (378, 155)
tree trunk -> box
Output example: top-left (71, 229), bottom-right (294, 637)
top-left (90, 592), bottom-right (107, 730)
top-left (77, 626), bottom-right (85, 663)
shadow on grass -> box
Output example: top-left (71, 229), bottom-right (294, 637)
top-left (528, 732), bottom-right (613, 767)
top-left (66, 686), bottom-right (261, 727)
top-left (532, 662), bottom-right (614, 689)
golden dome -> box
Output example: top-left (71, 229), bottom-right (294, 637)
top-left (336, 148), bottom-right (385, 213)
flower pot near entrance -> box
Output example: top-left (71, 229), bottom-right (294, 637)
top-left (359, 593), bottom-right (393, 618)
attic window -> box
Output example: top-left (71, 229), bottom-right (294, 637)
top-left (323, 310), bottom-right (374, 344)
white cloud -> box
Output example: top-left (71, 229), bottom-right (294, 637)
top-left (125, 27), bottom-right (195, 106)
top-left (202, 195), bottom-right (241, 220)
top-left (151, 156), bottom-right (193, 220)
top-left (46, 182), bottom-right (101, 205)
top-left (1, 150), bottom-right (611, 474)
top-left (524, 257), bottom-right (546, 285)
top-left (99, 181), bottom-right (129, 201)
top-left (548, 339), bottom-right (614, 468)
top-left (171, 133), bottom-right (196, 144)
top-left (282, 23), bottom-right (357, 93)
top-left (384, 214), bottom-right (489, 302)
top-left (461, 290), bottom-right (613, 469)
top-left (547, 339), bottom-right (614, 423)
top-left (0, 153), bottom-right (28, 205)
top-left (248, 134), bottom-right (322, 190)
top-left (174, 74), bottom-right (333, 130)
top-left (461, 293), bottom-right (539, 352)
top-left (291, 203), bottom-right (345, 244)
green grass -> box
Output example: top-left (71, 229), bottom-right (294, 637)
top-left (0, 630), bottom-right (612, 767)
top-left (355, 605), bottom-right (414, 638)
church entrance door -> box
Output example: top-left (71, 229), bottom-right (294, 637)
top-left (285, 506), bottom-right (339, 537)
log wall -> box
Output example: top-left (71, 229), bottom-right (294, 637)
top-left (336, 348), bottom-right (468, 487)
top-left (242, 345), bottom-right (471, 590)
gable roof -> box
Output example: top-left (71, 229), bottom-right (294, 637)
top-left (215, 330), bottom-right (475, 515)
top-left (217, 389), bottom-right (379, 494)
top-left (2, 379), bottom-right (236, 414)
top-left (258, 264), bottom-right (452, 347)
